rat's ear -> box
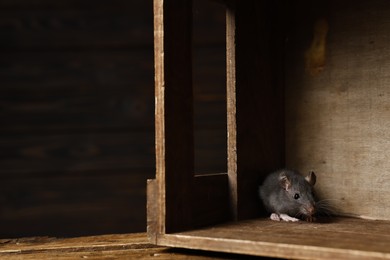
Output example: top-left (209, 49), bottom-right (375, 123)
top-left (279, 172), bottom-right (291, 191)
top-left (305, 171), bottom-right (316, 186)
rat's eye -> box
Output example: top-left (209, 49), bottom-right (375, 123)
top-left (294, 193), bottom-right (300, 200)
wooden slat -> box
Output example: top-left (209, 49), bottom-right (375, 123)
top-left (192, 174), bottom-right (230, 228)
top-left (157, 217), bottom-right (390, 259)
top-left (193, 0), bottom-right (226, 46)
top-left (0, 233), bottom-right (153, 254)
top-left (0, 233), bottom-right (261, 259)
top-left (154, 0), bottom-right (194, 233)
top-left (0, 132), bottom-right (154, 177)
top-left (0, 51), bottom-right (153, 88)
top-left (0, 51), bottom-right (154, 134)
top-left (194, 129), bottom-right (227, 174)
top-left (226, 0), bottom-right (238, 221)
top-left (0, 0), bottom-right (153, 50)
top-left (0, 172), bottom-right (151, 237)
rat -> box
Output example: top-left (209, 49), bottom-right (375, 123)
top-left (258, 169), bottom-right (317, 222)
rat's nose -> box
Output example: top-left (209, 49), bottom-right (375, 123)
top-left (307, 205), bottom-right (316, 215)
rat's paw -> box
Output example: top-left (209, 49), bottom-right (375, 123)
top-left (270, 213), bottom-right (281, 221)
top-left (305, 216), bottom-right (316, 222)
top-left (279, 214), bottom-right (300, 222)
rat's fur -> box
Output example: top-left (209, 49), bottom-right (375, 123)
top-left (259, 169), bottom-right (316, 222)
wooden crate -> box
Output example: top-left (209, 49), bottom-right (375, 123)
top-left (147, 0), bottom-right (390, 259)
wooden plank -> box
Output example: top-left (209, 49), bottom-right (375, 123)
top-left (193, 0), bottom-right (226, 46)
top-left (0, 233), bottom-right (258, 259)
top-left (285, 0), bottom-right (390, 220)
top-left (153, 0), bottom-right (194, 233)
top-left (147, 179), bottom-right (158, 243)
top-left (0, 233), bottom-right (153, 253)
top-left (0, 172), bottom-right (151, 237)
top-left (0, 0), bottom-right (153, 50)
top-left (192, 174), bottom-right (230, 228)
top-left (0, 51), bottom-right (154, 134)
top-left (194, 129), bottom-right (227, 174)
top-left (0, 51), bottom-right (153, 90)
top-left (0, 0), bottom-right (149, 10)
top-left (0, 132), bottom-right (154, 177)
top-left (226, 0), bottom-right (238, 221)
top-left (157, 217), bottom-right (390, 259)
top-left (228, 0), bottom-right (285, 220)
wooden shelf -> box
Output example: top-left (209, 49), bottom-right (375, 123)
top-left (157, 217), bottom-right (390, 259)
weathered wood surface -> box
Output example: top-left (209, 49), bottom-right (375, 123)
top-left (0, 233), bottom-right (251, 259)
top-left (153, 0), bottom-right (195, 234)
top-left (159, 217), bottom-right (390, 259)
top-left (286, 0), bottom-right (390, 220)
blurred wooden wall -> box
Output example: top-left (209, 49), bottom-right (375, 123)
top-left (0, 0), bottom-right (226, 238)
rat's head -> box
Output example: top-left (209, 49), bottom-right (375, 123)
top-left (279, 171), bottom-right (317, 220)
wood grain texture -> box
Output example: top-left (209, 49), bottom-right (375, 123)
top-left (226, 0), bottom-right (238, 221)
top-left (0, 233), bottom-right (252, 259)
top-left (0, 0), bottom-right (153, 50)
top-left (0, 133), bottom-right (154, 176)
top-left (158, 217), bottom-right (390, 259)
top-left (0, 171), bottom-right (150, 238)
top-left (285, 0), bottom-right (390, 220)
top-left (154, 0), bottom-right (194, 233)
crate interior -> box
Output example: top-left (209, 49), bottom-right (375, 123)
top-left (285, 0), bottom-right (390, 221)
top-left (148, 0), bottom-right (390, 258)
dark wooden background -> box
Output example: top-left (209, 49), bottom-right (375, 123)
top-left (0, 0), bottom-right (226, 238)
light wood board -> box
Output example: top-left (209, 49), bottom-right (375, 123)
top-left (158, 217), bottom-right (390, 259)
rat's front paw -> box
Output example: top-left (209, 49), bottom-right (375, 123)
top-left (270, 213), bottom-right (281, 221)
top-left (270, 213), bottom-right (300, 222)
top-left (279, 214), bottom-right (300, 222)
top-left (305, 216), bottom-right (316, 222)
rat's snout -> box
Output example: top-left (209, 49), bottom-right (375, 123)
top-left (302, 203), bottom-right (316, 216)
top-left (306, 204), bottom-right (316, 215)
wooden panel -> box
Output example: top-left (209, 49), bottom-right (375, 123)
top-left (228, 0), bottom-right (285, 220)
top-left (194, 129), bottom-right (227, 174)
top-left (0, 0), bottom-right (156, 238)
top-left (0, 0), bottom-right (153, 49)
top-left (0, 172), bottom-right (151, 238)
top-left (0, 51), bottom-right (153, 89)
top-left (226, 1), bottom-right (238, 220)
top-left (193, 0), bottom-right (226, 46)
top-left (192, 174), bottom-right (230, 228)
top-left (0, 132), bottom-right (154, 176)
top-left (193, 48), bottom-right (226, 129)
top-left (0, 51), bottom-right (154, 133)
top-left (157, 217), bottom-right (390, 259)
top-left (0, 233), bottom-right (157, 255)
top-left (154, 0), bottom-right (194, 233)
top-left (193, 0), bottom-right (227, 174)
top-left (0, 233), bottom-right (260, 259)
top-left (285, 0), bottom-right (390, 220)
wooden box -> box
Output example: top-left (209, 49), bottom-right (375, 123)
top-left (147, 0), bottom-right (390, 259)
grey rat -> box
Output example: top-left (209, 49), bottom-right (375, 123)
top-left (259, 169), bottom-right (317, 222)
